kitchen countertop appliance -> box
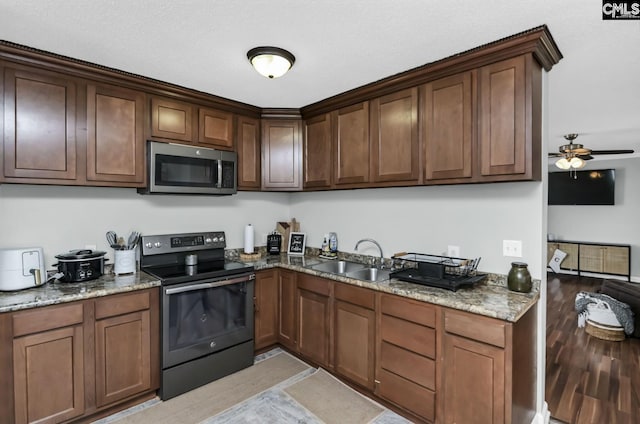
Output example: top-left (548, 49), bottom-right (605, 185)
top-left (53, 249), bottom-right (107, 282)
top-left (0, 247), bottom-right (46, 291)
top-left (390, 253), bottom-right (486, 291)
top-left (140, 231), bottom-right (255, 400)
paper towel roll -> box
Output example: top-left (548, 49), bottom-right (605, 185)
top-left (244, 224), bottom-right (254, 254)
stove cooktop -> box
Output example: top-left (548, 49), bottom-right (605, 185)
top-left (143, 260), bottom-right (254, 285)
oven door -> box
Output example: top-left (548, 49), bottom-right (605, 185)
top-left (162, 273), bottom-right (254, 369)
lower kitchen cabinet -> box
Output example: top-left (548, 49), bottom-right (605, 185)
top-left (376, 293), bottom-right (437, 423)
top-left (254, 269), bottom-right (279, 350)
top-left (333, 283), bottom-right (375, 390)
top-left (12, 303), bottom-right (86, 424)
top-left (278, 269), bottom-right (298, 350)
top-left (442, 305), bottom-right (537, 424)
top-left (0, 288), bottom-right (159, 424)
top-left (297, 274), bottom-right (332, 368)
top-left (94, 291), bottom-right (153, 407)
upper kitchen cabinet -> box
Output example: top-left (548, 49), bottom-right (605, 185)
top-left (304, 113), bottom-right (332, 189)
top-left (86, 83), bottom-right (145, 186)
top-left (370, 88), bottom-right (419, 184)
top-left (333, 102), bottom-right (370, 186)
top-left (2, 66), bottom-right (77, 181)
top-left (198, 107), bottom-right (234, 150)
top-left (151, 97), bottom-right (236, 150)
top-left (477, 55), bottom-right (541, 181)
top-left (150, 96), bottom-right (195, 142)
top-left (422, 72), bottom-right (473, 182)
top-left (261, 117), bottom-right (302, 191)
top-left (236, 115), bottom-right (261, 190)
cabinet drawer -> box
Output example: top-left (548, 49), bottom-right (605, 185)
top-left (380, 314), bottom-right (435, 358)
top-left (335, 283), bottom-right (375, 309)
top-left (297, 274), bottom-right (331, 296)
top-left (444, 309), bottom-right (505, 348)
top-left (95, 290), bottom-right (150, 320)
top-left (13, 303), bottom-right (84, 337)
top-left (377, 368), bottom-right (435, 422)
top-left (379, 341), bottom-right (435, 390)
top-left (380, 294), bottom-right (435, 327)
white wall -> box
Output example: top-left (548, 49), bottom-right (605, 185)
top-left (0, 184), bottom-right (290, 267)
top-left (290, 182), bottom-right (545, 279)
top-left (548, 157), bottom-right (640, 281)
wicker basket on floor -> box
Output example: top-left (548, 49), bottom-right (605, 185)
top-left (585, 320), bottom-right (625, 341)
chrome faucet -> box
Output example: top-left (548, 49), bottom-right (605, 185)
top-left (354, 239), bottom-right (384, 269)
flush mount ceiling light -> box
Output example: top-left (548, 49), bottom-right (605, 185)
top-left (247, 46), bottom-right (295, 79)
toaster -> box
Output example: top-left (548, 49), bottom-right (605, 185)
top-left (0, 247), bottom-right (47, 291)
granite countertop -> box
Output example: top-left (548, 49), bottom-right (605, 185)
top-left (0, 271), bottom-right (161, 314)
top-left (1, 252), bottom-right (539, 323)
top-left (235, 253), bottom-right (539, 322)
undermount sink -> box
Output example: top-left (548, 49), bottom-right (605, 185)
top-left (311, 260), bottom-right (366, 274)
top-left (346, 267), bottom-right (390, 282)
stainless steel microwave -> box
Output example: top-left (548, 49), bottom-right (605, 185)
top-left (138, 141), bottom-right (237, 195)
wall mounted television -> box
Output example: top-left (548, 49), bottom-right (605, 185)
top-left (548, 169), bottom-right (615, 205)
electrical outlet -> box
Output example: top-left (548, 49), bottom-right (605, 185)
top-left (503, 240), bottom-right (522, 257)
top-left (447, 245), bottom-right (460, 257)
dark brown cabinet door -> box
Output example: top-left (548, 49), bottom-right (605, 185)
top-left (370, 88), bottom-right (419, 183)
top-left (334, 283), bottom-right (375, 390)
top-left (278, 269), bottom-right (297, 350)
top-left (254, 269), bottom-right (279, 350)
top-left (478, 56), bottom-right (527, 177)
top-left (3, 67), bottom-right (77, 181)
top-left (236, 115), bottom-right (261, 190)
top-left (262, 119), bottom-right (302, 190)
top-left (423, 72), bottom-right (473, 181)
top-left (304, 113), bottom-right (332, 189)
top-left (12, 303), bottom-right (85, 424)
top-left (151, 97), bottom-right (194, 142)
top-left (443, 334), bottom-right (505, 424)
top-left (95, 310), bottom-right (151, 407)
top-left (333, 102), bottom-right (370, 186)
top-left (198, 107), bottom-right (234, 150)
top-left (297, 274), bottom-right (331, 367)
top-left (86, 83), bottom-right (145, 185)
top-left (94, 290), bottom-right (153, 408)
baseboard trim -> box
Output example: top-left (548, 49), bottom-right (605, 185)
top-left (531, 401), bottom-right (551, 424)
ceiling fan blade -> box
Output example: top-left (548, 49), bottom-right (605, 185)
top-left (590, 149), bottom-right (635, 155)
top-left (577, 154), bottom-right (593, 160)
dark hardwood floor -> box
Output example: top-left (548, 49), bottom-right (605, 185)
top-left (546, 273), bottom-right (640, 423)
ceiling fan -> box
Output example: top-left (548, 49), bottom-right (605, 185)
top-left (549, 133), bottom-right (635, 170)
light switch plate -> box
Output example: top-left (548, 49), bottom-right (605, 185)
top-left (503, 240), bottom-right (522, 257)
top-left (447, 245), bottom-right (460, 257)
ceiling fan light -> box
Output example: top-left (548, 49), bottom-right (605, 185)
top-left (569, 157), bottom-right (586, 169)
top-left (247, 47), bottom-right (295, 79)
top-left (555, 157), bottom-right (571, 169)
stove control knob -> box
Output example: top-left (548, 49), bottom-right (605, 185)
top-left (210, 341), bottom-right (216, 349)
top-left (145, 242), bottom-right (152, 248)
top-left (154, 241), bottom-right (162, 248)
top-left (212, 236), bottom-right (219, 242)
top-left (219, 235), bottom-right (225, 242)
top-left (205, 237), bottom-right (212, 244)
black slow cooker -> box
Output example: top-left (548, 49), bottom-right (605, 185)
top-left (54, 249), bottom-right (108, 282)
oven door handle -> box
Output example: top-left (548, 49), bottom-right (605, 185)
top-left (165, 274), bottom-right (254, 295)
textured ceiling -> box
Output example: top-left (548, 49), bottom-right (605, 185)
top-left (1, 0), bottom-right (639, 158)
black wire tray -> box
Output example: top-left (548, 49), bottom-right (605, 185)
top-left (390, 252), bottom-right (486, 291)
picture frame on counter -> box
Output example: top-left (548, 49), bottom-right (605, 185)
top-left (287, 232), bottom-right (306, 256)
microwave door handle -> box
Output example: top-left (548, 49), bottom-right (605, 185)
top-left (217, 159), bottom-right (222, 188)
